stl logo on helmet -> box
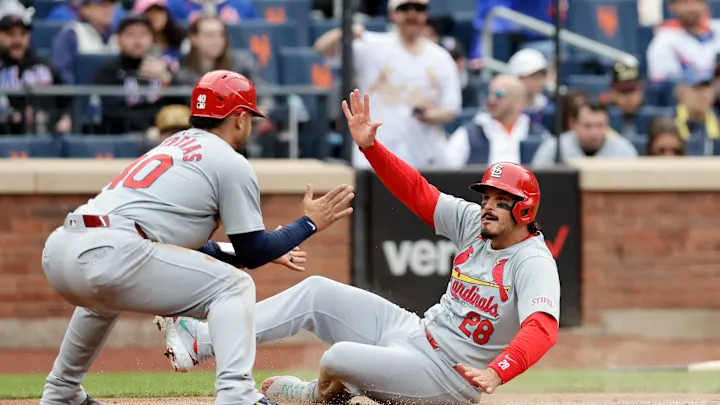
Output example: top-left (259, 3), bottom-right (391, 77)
top-left (196, 94), bottom-right (207, 110)
top-left (490, 163), bottom-right (504, 178)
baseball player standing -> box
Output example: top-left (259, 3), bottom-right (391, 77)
top-left (38, 70), bottom-right (354, 405)
top-left (155, 89), bottom-right (560, 404)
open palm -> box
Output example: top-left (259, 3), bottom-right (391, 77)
top-left (342, 89), bottom-right (383, 149)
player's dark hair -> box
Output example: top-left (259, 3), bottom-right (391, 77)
top-left (189, 116), bottom-right (225, 131)
top-left (528, 221), bottom-right (541, 234)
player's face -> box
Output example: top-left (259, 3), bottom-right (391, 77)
top-left (231, 112), bottom-right (253, 149)
top-left (479, 188), bottom-right (517, 239)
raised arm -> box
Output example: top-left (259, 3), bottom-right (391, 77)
top-left (344, 89), bottom-right (481, 245)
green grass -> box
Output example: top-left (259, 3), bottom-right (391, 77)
top-left (2, 369), bottom-right (720, 399)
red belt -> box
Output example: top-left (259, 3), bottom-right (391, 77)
top-left (425, 328), bottom-right (440, 350)
top-left (81, 215), bottom-right (148, 239)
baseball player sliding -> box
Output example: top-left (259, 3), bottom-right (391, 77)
top-left (38, 70), bottom-right (354, 405)
top-left (155, 90), bottom-right (561, 404)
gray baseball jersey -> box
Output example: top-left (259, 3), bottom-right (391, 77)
top-left (73, 128), bottom-right (264, 248)
top-left (40, 128), bottom-right (268, 405)
top-left (423, 193), bottom-right (561, 369)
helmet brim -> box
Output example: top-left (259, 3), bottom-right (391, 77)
top-left (468, 182), bottom-right (525, 200)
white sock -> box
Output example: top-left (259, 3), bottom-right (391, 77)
top-left (196, 320), bottom-right (214, 363)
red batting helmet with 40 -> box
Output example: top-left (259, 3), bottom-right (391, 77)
top-left (190, 70), bottom-right (265, 119)
top-left (469, 162), bottom-right (540, 225)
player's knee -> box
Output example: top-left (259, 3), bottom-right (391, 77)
top-left (222, 268), bottom-right (256, 296)
top-left (300, 275), bottom-right (341, 294)
top-left (319, 342), bottom-right (354, 377)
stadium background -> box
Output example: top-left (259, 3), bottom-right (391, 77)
top-left (1, 0), bottom-right (720, 402)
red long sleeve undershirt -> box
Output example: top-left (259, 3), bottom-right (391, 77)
top-left (361, 142), bottom-right (441, 228)
top-left (362, 142), bottom-right (558, 384)
top-left (487, 312), bottom-right (558, 383)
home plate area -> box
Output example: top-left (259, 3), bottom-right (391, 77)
top-left (6, 394), bottom-right (720, 405)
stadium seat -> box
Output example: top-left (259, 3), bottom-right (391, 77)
top-left (31, 22), bottom-right (65, 53)
top-left (714, 139), bottom-right (720, 156)
top-left (540, 104), bottom-right (557, 134)
top-left (62, 135), bottom-right (142, 158)
top-left (450, 11), bottom-right (475, 60)
top-left (0, 135), bottom-right (62, 158)
top-left (520, 138), bottom-right (543, 164)
top-left (226, 22), bottom-right (301, 83)
top-left (75, 54), bottom-right (115, 85)
top-left (567, 74), bottom-right (610, 97)
top-left (445, 0), bottom-right (476, 13)
top-left (566, 0), bottom-right (639, 59)
top-left (279, 47), bottom-right (332, 86)
top-left (252, 0), bottom-right (311, 47)
top-left (609, 106), bottom-right (673, 136)
top-left (444, 107), bottom-right (476, 134)
top-left (33, 0), bottom-right (63, 19)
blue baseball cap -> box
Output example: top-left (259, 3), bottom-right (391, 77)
top-left (679, 69), bottom-right (714, 87)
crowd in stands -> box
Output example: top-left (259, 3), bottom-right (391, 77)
top-left (0, 0), bottom-right (720, 165)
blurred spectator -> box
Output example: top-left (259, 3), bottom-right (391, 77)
top-left (714, 59), bottom-right (720, 112)
top-left (646, 116), bottom-right (686, 156)
top-left (47, 0), bottom-right (125, 28)
top-left (424, 16), bottom-right (477, 107)
top-left (133, 0), bottom-right (185, 71)
top-left (447, 75), bottom-right (549, 167)
top-left (92, 14), bottom-right (179, 133)
top-left (507, 48), bottom-right (551, 126)
top-left (166, 0), bottom-right (258, 24)
top-left (52, 0), bottom-right (119, 84)
top-left (314, 0), bottom-right (461, 169)
top-left (532, 102), bottom-right (637, 167)
top-left (175, 16), bottom-right (258, 86)
top-left (647, 0), bottom-right (720, 83)
top-left (141, 104), bottom-right (190, 153)
top-left (0, 0), bottom-right (71, 135)
top-left (674, 68), bottom-right (719, 140)
top-left (560, 88), bottom-right (588, 133)
top-left (608, 62), bottom-right (645, 138)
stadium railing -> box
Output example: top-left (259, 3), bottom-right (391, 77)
top-left (480, 6), bottom-right (639, 78)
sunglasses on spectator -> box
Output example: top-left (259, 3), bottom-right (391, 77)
top-left (489, 89), bottom-right (506, 99)
top-left (396, 3), bottom-right (428, 12)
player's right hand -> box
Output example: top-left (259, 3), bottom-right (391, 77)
top-left (342, 89), bottom-right (383, 150)
top-left (302, 183), bottom-right (354, 232)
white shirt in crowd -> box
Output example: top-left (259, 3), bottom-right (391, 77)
top-left (447, 112), bottom-right (542, 168)
top-left (350, 30), bottom-right (461, 169)
top-left (646, 20), bottom-right (720, 82)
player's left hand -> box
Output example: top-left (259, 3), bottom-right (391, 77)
top-left (454, 363), bottom-right (502, 394)
top-left (271, 225), bottom-right (307, 271)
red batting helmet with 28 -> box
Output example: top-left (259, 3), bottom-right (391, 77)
top-left (469, 162), bottom-right (540, 225)
top-left (190, 70), bottom-right (265, 119)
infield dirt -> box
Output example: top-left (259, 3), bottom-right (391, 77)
top-left (4, 394), bottom-right (720, 405)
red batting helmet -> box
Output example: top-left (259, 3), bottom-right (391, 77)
top-left (190, 70), bottom-right (265, 119)
top-left (469, 162), bottom-right (540, 225)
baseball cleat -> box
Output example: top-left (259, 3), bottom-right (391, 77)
top-left (261, 375), bottom-right (317, 402)
top-left (153, 316), bottom-right (199, 372)
top-left (256, 397), bottom-right (283, 405)
top-left (80, 394), bottom-right (106, 405)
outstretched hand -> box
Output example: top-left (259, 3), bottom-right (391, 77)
top-left (271, 225), bottom-right (307, 271)
top-left (342, 89), bottom-right (383, 150)
top-left (454, 363), bottom-right (503, 394)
